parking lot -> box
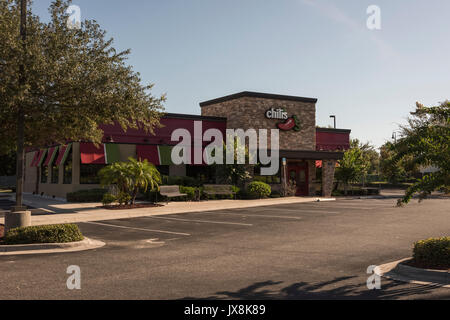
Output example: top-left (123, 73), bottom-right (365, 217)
top-left (0, 197), bottom-right (449, 300)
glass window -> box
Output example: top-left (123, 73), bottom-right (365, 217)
top-left (186, 165), bottom-right (215, 184)
top-left (157, 165), bottom-right (170, 176)
top-left (63, 149), bottom-right (73, 184)
top-left (41, 165), bottom-right (48, 184)
top-left (51, 165), bottom-right (59, 184)
top-left (80, 164), bottom-right (105, 184)
top-left (51, 149), bottom-right (60, 184)
top-left (299, 170), bottom-right (306, 183)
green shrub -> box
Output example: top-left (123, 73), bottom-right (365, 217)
top-left (413, 237), bottom-right (450, 268)
top-left (179, 186), bottom-right (197, 201)
top-left (67, 189), bottom-right (108, 203)
top-left (102, 193), bottom-right (116, 206)
top-left (4, 224), bottom-right (84, 245)
top-left (247, 181), bottom-right (271, 199)
top-left (116, 192), bottom-right (132, 205)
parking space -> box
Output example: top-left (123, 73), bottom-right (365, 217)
top-left (1, 197), bottom-right (449, 300)
top-left (74, 197), bottom-right (406, 246)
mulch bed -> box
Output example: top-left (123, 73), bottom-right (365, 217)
top-left (404, 259), bottom-right (450, 271)
top-left (101, 203), bottom-right (163, 210)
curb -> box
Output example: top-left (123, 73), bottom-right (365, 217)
top-left (376, 258), bottom-right (450, 288)
top-left (0, 237), bottom-right (105, 256)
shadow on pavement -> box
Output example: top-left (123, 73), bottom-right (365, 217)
top-left (181, 277), bottom-right (446, 300)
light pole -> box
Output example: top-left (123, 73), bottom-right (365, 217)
top-left (330, 115), bottom-right (336, 129)
top-left (6, 0), bottom-right (31, 231)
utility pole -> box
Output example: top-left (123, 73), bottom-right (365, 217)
top-left (6, 0), bottom-right (31, 231)
top-left (16, 0), bottom-right (26, 209)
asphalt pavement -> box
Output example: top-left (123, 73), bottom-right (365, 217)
top-left (0, 197), bottom-right (449, 300)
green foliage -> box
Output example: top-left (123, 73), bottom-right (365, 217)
top-left (350, 139), bottom-right (380, 176)
top-left (101, 193), bottom-right (116, 206)
top-left (380, 143), bottom-right (414, 184)
top-left (66, 188), bottom-right (108, 202)
top-left (336, 148), bottom-right (368, 195)
top-left (247, 181), bottom-right (271, 199)
top-left (392, 102), bottom-right (450, 205)
top-left (0, 151), bottom-right (16, 175)
top-left (99, 158), bottom-right (161, 204)
top-left (116, 192), bottom-right (132, 205)
top-left (4, 224), bottom-right (84, 245)
top-left (179, 186), bottom-right (197, 201)
top-left (413, 237), bottom-right (450, 268)
top-left (0, 0), bottom-right (164, 154)
top-left (214, 136), bottom-right (253, 186)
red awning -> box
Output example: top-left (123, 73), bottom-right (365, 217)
top-left (43, 147), bottom-right (57, 167)
top-left (136, 145), bottom-right (160, 165)
top-left (32, 149), bottom-right (47, 167)
top-left (30, 151), bottom-right (40, 167)
top-left (55, 144), bottom-right (71, 167)
top-left (80, 142), bottom-right (106, 164)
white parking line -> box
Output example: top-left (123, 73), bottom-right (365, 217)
top-left (197, 211), bottom-right (303, 220)
top-left (147, 216), bottom-right (253, 226)
top-left (84, 221), bottom-right (191, 236)
top-left (257, 208), bottom-right (339, 214)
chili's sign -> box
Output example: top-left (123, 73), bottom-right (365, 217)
top-left (265, 108), bottom-right (301, 132)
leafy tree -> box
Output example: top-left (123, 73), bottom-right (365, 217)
top-left (350, 139), bottom-right (379, 175)
top-left (99, 158), bottom-right (161, 205)
top-left (1, 0), bottom-right (164, 206)
top-left (0, 0), bottom-right (164, 151)
top-left (214, 136), bottom-right (254, 186)
top-left (335, 147), bottom-right (367, 195)
top-left (0, 151), bottom-right (16, 176)
top-left (379, 142), bottom-right (407, 184)
top-left (392, 101), bottom-right (450, 205)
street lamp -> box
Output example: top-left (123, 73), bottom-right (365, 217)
top-left (330, 115), bottom-right (336, 129)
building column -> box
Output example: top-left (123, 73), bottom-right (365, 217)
top-left (322, 160), bottom-right (336, 197)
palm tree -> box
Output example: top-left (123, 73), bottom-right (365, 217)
top-left (127, 157), bottom-right (161, 204)
top-left (99, 158), bottom-right (161, 205)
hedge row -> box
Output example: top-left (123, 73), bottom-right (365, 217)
top-left (413, 237), bottom-right (450, 268)
top-left (67, 189), bottom-right (108, 203)
top-left (4, 224), bottom-right (84, 245)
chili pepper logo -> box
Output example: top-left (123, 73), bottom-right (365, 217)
top-left (277, 115), bottom-right (301, 132)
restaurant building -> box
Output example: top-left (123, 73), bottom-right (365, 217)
top-left (24, 92), bottom-right (351, 199)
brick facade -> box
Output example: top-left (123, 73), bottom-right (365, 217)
top-left (201, 96), bottom-right (316, 151)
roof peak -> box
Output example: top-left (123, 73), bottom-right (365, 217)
top-left (200, 91), bottom-right (318, 107)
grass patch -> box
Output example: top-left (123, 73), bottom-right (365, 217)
top-left (3, 224), bottom-right (84, 245)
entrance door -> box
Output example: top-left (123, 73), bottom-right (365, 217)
top-left (287, 163), bottom-right (309, 196)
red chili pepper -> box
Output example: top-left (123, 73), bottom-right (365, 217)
top-left (277, 117), bottom-right (296, 131)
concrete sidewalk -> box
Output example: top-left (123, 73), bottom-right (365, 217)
top-left (0, 193), bottom-right (334, 227)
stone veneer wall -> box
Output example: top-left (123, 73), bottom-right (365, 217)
top-left (201, 97), bottom-right (316, 151)
top-left (322, 160), bottom-right (337, 198)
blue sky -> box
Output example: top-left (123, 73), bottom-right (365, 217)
top-left (32, 0), bottom-right (450, 148)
